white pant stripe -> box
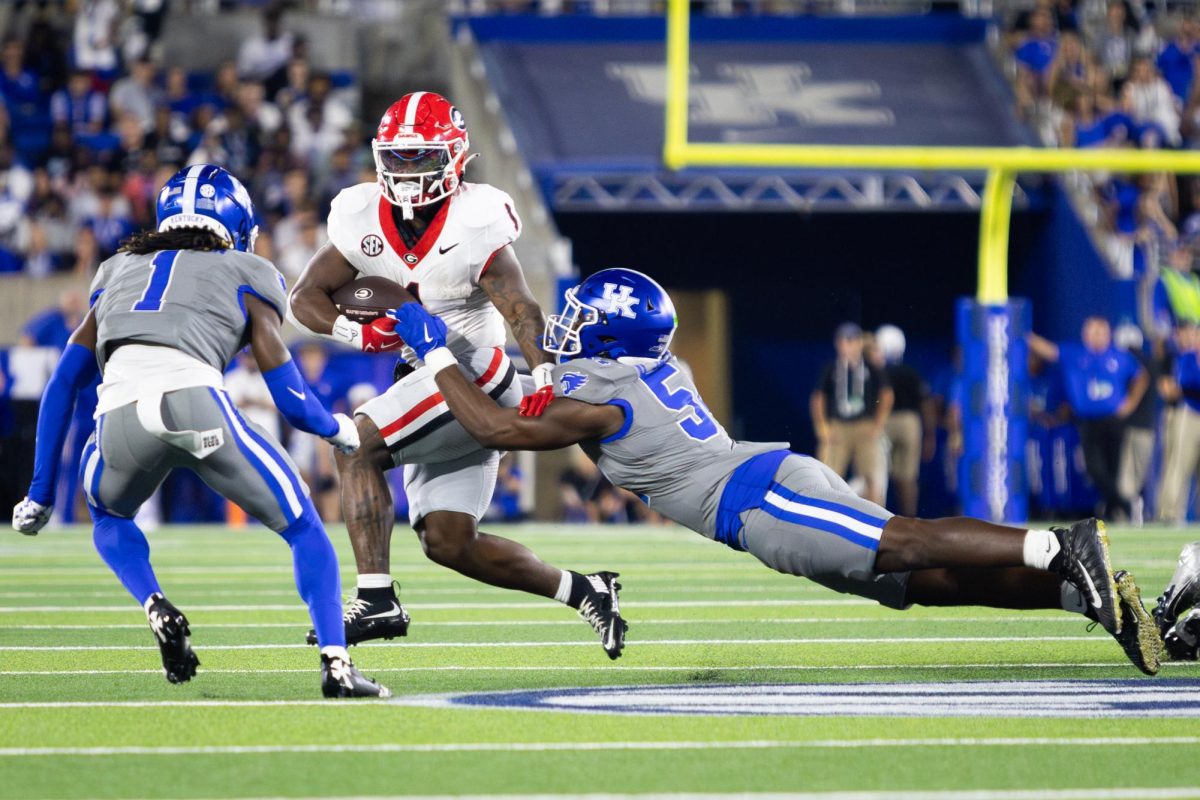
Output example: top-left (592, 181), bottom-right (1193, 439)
top-left (214, 392), bottom-right (303, 520)
top-left (763, 491), bottom-right (884, 541)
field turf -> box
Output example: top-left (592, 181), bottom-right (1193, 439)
top-left (2, 522), bottom-right (1200, 799)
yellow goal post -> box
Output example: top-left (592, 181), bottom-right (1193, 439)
top-left (662, 0), bottom-right (1200, 305)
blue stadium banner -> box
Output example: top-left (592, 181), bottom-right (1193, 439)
top-left (957, 299), bottom-right (1029, 522)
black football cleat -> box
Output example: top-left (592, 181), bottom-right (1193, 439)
top-left (1163, 609), bottom-right (1200, 661)
top-left (145, 594), bottom-right (199, 684)
top-left (320, 654), bottom-right (392, 699)
top-left (577, 571), bottom-right (627, 660)
top-left (306, 586), bottom-right (411, 646)
top-left (1050, 518), bottom-right (1121, 635)
top-left (1152, 542), bottom-right (1200, 657)
top-left (1112, 570), bottom-right (1164, 676)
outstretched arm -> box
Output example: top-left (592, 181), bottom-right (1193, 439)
top-left (15, 311), bottom-right (100, 533)
top-left (388, 302), bottom-right (623, 451)
top-left (1026, 332), bottom-right (1060, 362)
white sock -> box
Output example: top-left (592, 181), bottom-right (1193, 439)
top-left (553, 570), bottom-right (573, 604)
top-left (357, 573), bottom-right (393, 590)
top-left (142, 593), bottom-right (163, 614)
top-left (1023, 529), bottom-right (1061, 571)
top-left (1060, 582), bottom-right (1087, 615)
top-left (321, 645), bottom-right (350, 662)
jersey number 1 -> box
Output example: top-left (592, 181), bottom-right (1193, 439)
top-left (132, 251), bottom-right (179, 312)
top-left (642, 362), bottom-right (719, 441)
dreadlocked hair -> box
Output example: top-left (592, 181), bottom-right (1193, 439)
top-left (118, 227), bottom-right (232, 255)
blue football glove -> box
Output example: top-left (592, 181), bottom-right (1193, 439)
top-left (388, 303), bottom-right (448, 360)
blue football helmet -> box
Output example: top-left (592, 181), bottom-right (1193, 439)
top-left (155, 164), bottom-right (259, 252)
top-left (544, 268), bottom-right (677, 362)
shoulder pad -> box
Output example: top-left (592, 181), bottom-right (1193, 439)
top-left (552, 358), bottom-right (639, 405)
top-left (455, 182), bottom-right (519, 233)
top-left (329, 182), bottom-right (379, 219)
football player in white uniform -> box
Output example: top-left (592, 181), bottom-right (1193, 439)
top-left (288, 92), bottom-right (624, 657)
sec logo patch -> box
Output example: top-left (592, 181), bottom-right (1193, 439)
top-left (361, 235), bottom-right (384, 257)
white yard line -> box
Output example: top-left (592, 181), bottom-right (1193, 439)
top-left (1, 662), bottom-right (1182, 676)
top-left (72, 791), bottom-right (1200, 800)
top-left (0, 616), bottom-right (1084, 630)
top-left (0, 636), bottom-right (1114, 652)
top-left (1, 736), bottom-right (1199, 754)
top-left (0, 600), bottom-right (876, 613)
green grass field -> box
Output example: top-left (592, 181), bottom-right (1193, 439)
top-left (3, 522), bottom-right (1200, 800)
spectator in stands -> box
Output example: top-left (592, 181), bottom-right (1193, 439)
top-left (277, 204), bottom-right (325, 281)
top-left (290, 341), bottom-right (339, 521)
top-left (0, 38), bottom-right (42, 122)
top-left (875, 324), bottom-right (931, 517)
top-left (163, 66), bottom-right (202, 121)
top-left (1014, 8), bottom-right (1058, 113)
top-left (109, 57), bottom-right (160, 133)
top-left (1157, 323), bottom-right (1200, 523)
top-left (1049, 32), bottom-right (1099, 109)
top-left (73, 0), bottom-right (122, 76)
top-left (487, 453), bottom-right (525, 523)
top-left (1064, 89), bottom-right (1133, 147)
top-left (287, 72), bottom-right (352, 166)
top-left (1114, 322), bottom-right (1158, 524)
top-left (1158, 17), bottom-right (1199, 103)
top-left (236, 80), bottom-right (282, 137)
top-left (1027, 317), bottom-right (1148, 520)
top-left (50, 70), bottom-right (106, 139)
top-left (20, 290), bottom-right (84, 349)
top-left (84, 181), bottom-right (134, 261)
top-left (237, 5), bottom-right (294, 96)
top-left (811, 322), bottom-right (893, 506)
top-left (1097, 0), bottom-right (1138, 89)
top-left (1121, 56), bottom-right (1181, 147)
top-left (559, 445), bottom-right (617, 523)
top-left (274, 57), bottom-right (310, 114)
top-left (1151, 240), bottom-right (1200, 336)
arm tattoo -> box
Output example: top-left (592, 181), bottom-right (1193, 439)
top-left (482, 251), bottom-right (552, 370)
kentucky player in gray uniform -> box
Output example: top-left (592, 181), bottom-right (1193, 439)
top-left (387, 267), bottom-right (1166, 676)
top-left (11, 165), bottom-right (388, 697)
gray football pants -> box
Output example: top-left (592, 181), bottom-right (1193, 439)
top-left (82, 386), bottom-right (310, 532)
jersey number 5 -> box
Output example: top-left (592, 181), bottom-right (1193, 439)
top-left (642, 362), bottom-right (719, 441)
top-left (131, 251), bottom-right (179, 312)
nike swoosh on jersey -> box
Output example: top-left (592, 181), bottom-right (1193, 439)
top-left (438, 243), bottom-right (459, 255)
top-left (287, 387), bottom-right (306, 400)
top-left (362, 603), bottom-right (404, 620)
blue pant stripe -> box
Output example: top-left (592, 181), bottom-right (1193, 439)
top-left (209, 388), bottom-right (295, 525)
top-left (762, 502), bottom-right (881, 551)
top-left (768, 481), bottom-right (889, 527)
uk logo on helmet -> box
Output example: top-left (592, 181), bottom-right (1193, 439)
top-left (361, 235), bottom-right (384, 257)
top-left (600, 284), bottom-right (640, 319)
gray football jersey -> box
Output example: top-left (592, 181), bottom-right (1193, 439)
top-left (553, 356), bottom-right (788, 539)
top-left (89, 249), bottom-right (288, 371)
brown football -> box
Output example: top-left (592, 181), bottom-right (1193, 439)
top-left (331, 276), bottom-right (417, 324)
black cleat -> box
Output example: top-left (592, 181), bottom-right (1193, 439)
top-left (306, 585), bottom-right (411, 646)
top-left (1112, 570), bottom-right (1164, 676)
top-left (1163, 609), bottom-right (1200, 662)
top-left (320, 654), bottom-right (392, 698)
top-left (146, 594), bottom-right (199, 684)
top-left (1050, 518), bottom-right (1121, 635)
top-left (577, 571), bottom-right (627, 660)
top-left (1152, 542), bottom-right (1200, 659)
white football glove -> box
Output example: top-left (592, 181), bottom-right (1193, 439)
top-left (12, 497), bottom-right (52, 536)
top-left (324, 413), bottom-right (360, 455)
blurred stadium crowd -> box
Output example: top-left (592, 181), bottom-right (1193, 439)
top-left (5, 0), bottom-right (1200, 529)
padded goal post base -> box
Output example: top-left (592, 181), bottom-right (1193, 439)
top-left (956, 298), bottom-right (1030, 522)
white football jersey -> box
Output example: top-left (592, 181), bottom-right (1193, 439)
top-left (326, 181), bottom-right (522, 360)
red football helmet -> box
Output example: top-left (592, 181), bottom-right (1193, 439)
top-left (372, 92), bottom-right (471, 219)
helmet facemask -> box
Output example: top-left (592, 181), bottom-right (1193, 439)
top-left (543, 287), bottom-right (600, 361)
top-left (373, 139), bottom-right (466, 221)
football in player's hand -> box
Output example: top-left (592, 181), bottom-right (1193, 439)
top-left (331, 277), bottom-right (417, 323)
